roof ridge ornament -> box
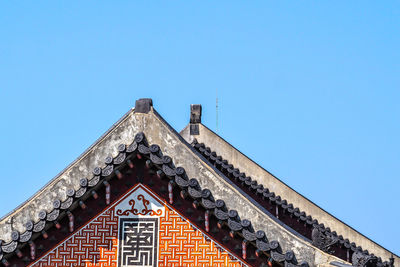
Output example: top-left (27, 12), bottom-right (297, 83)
top-left (190, 104), bottom-right (202, 135)
top-left (135, 98), bottom-right (153, 113)
top-left (190, 104), bottom-right (202, 123)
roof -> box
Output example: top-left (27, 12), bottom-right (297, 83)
top-left (0, 99), bottom-right (397, 267)
top-left (181, 105), bottom-right (398, 266)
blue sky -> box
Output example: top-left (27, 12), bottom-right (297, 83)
top-left (0, 1), bottom-right (399, 255)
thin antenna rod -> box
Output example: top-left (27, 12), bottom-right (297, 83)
top-left (216, 89), bottom-right (219, 133)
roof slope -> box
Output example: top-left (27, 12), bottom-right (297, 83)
top-left (0, 99), bottom-right (392, 267)
top-left (180, 104), bottom-right (398, 265)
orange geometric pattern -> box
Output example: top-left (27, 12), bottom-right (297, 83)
top-left (31, 208), bottom-right (118, 267)
top-left (159, 209), bottom-right (244, 267)
top-left (30, 184), bottom-right (246, 267)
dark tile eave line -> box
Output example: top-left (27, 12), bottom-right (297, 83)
top-left (152, 110), bottom-right (311, 243)
top-left (0, 109), bottom-right (134, 223)
top-left (197, 122), bottom-right (400, 259)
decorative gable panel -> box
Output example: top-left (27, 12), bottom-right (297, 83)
top-left (30, 184), bottom-right (245, 267)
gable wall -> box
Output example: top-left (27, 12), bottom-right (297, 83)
top-left (1, 107), bottom-right (349, 266)
top-left (30, 184), bottom-right (245, 267)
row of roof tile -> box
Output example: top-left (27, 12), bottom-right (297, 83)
top-left (192, 139), bottom-right (394, 267)
top-left (1, 132), bottom-right (308, 267)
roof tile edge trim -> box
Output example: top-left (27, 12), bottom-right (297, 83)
top-left (0, 132), bottom-right (309, 267)
top-left (0, 108), bottom-right (134, 225)
top-left (191, 138), bottom-right (395, 267)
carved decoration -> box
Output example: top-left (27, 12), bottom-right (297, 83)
top-left (138, 143), bottom-right (150, 155)
top-left (101, 164), bottom-right (114, 177)
top-left (352, 252), bottom-right (378, 267)
top-left (227, 210), bottom-right (243, 232)
top-left (114, 152), bottom-right (126, 165)
top-left (1, 241), bottom-right (17, 253)
top-left (87, 175), bottom-right (99, 187)
top-left (60, 197), bottom-right (73, 209)
top-left (79, 178), bottom-right (88, 187)
top-left (19, 230), bottom-right (32, 243)
top-left (75, 187), bottom-right (87, 198)
top-left (93, 167), bottom-right (102, 176)
top-left (126, 141), bottom-right (138, 153)
top-left (38, 210), bottom-right (47, 220)
top-left (53, 200), bottom-right (61, 209)
top-left (116, 194), bottom-right (163, 216)
top-left (25, 221), bottom-right (34, 231)
top-left (46, 209), bottom-right (60, 222)
top-left (188, 179), bottom-right (202, 199)
top-left (175, 171), bottom-right (189, 188)
top-left (11, 231), bottom-right (19, 241)
top-left (312, 226), bottom-right (338, 253)
top-left (214, 206), bottom-right (229, 221)
top-left (162, 164), bottom-right (176, 177)
top-left (33, 220), bottom-right (46, 233)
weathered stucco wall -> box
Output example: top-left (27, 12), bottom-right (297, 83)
top-left (0, 106), bottom-right (349, 266)
top-left (180, 123), bottom-right (399, 264)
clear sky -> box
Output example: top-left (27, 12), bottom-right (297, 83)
top-left (0, 1), bottom-right (399, 255)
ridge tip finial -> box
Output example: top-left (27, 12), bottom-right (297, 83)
top-left (135, 98), bottom-right (153, 113)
